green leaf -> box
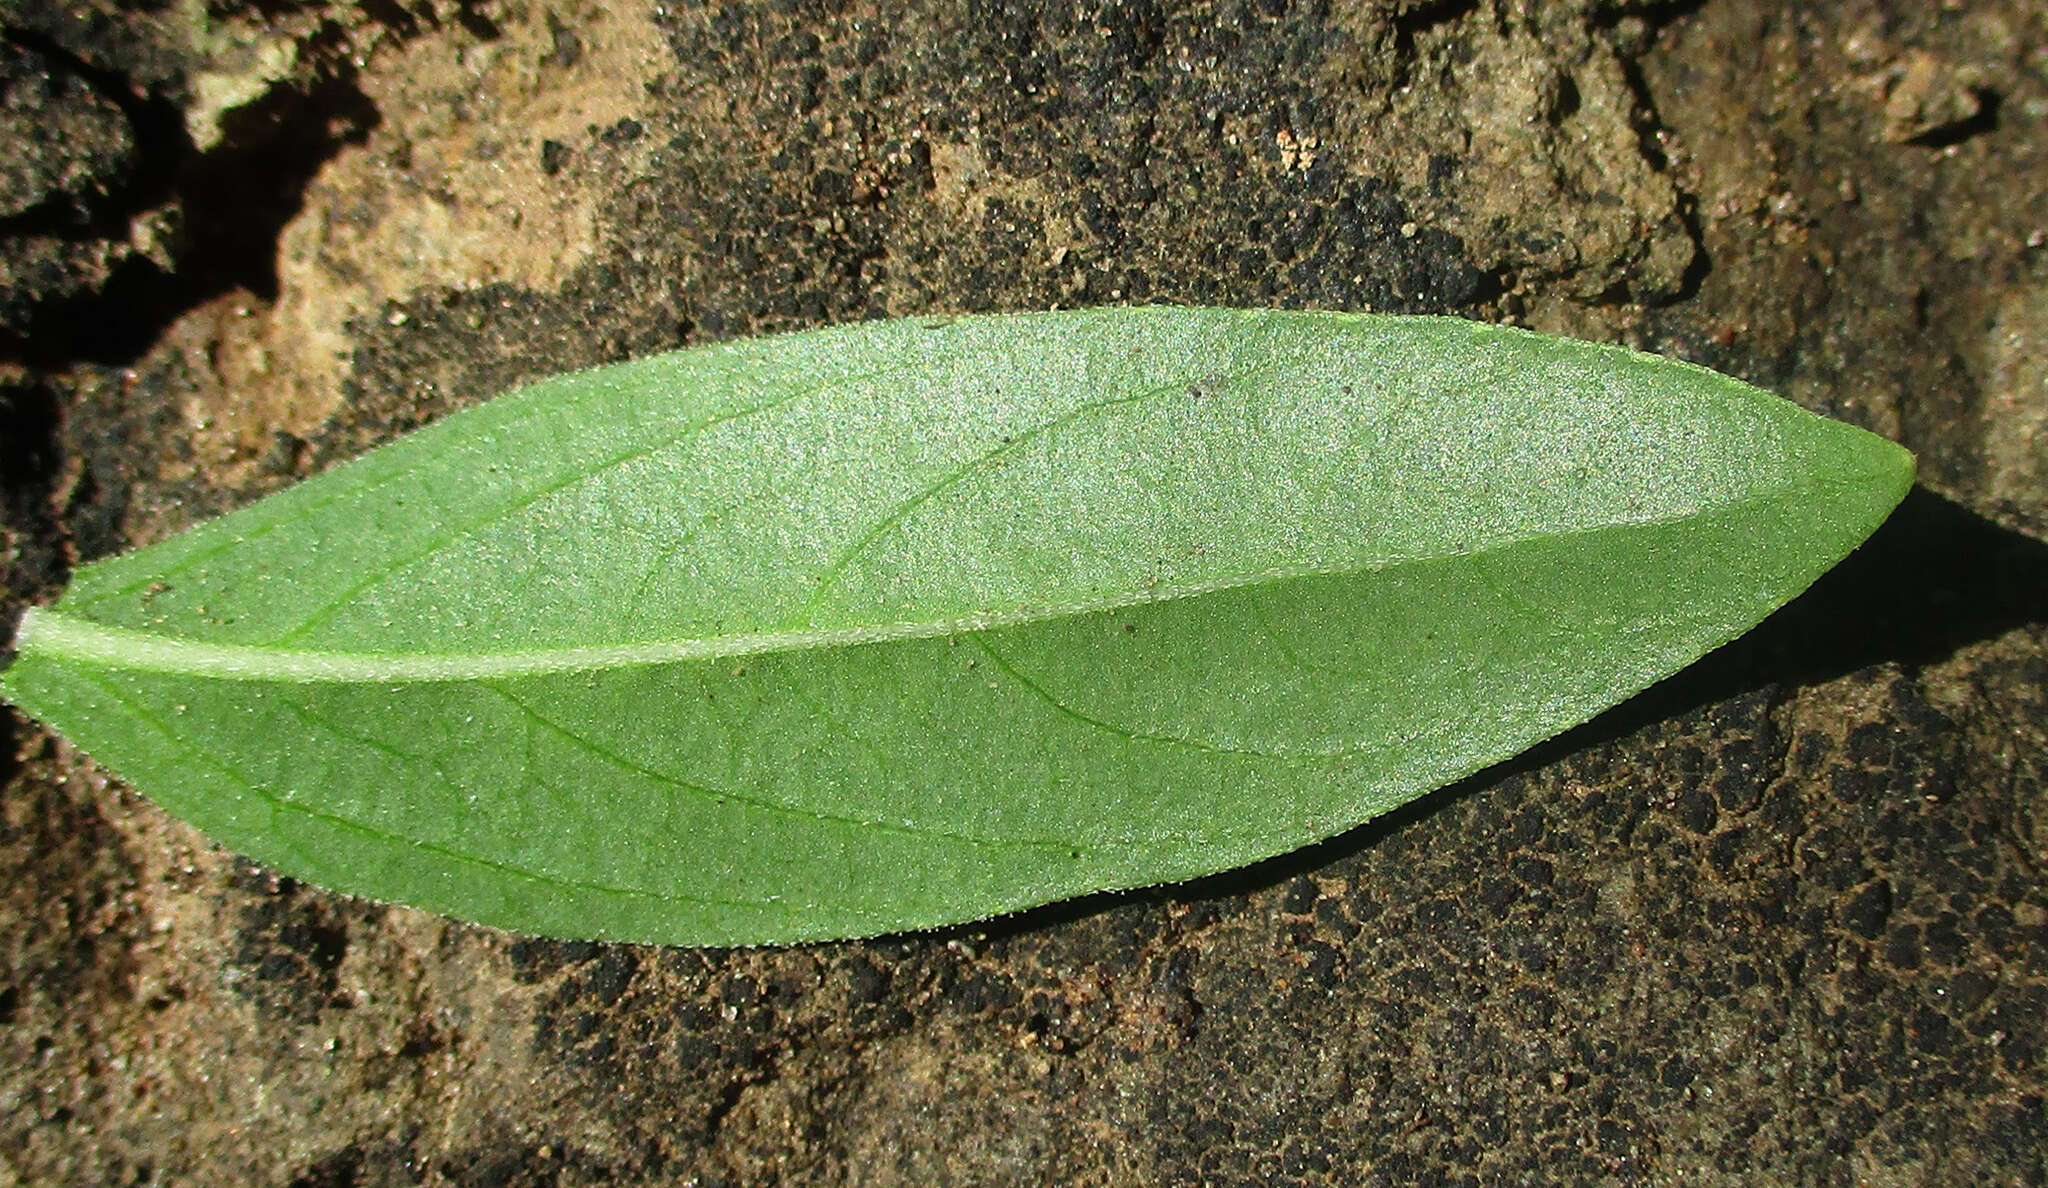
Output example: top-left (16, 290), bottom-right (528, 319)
top-left (0, 308), bottom-right (1912, 945)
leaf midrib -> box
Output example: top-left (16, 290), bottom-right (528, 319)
top-left (16, 473), bottom-right (1855, 685)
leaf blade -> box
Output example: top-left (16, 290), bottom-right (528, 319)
top-left (1, 308), bottom-right (1913, 944)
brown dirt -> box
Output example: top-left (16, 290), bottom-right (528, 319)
top-left (1, 1), bottom-right (2044, 1184)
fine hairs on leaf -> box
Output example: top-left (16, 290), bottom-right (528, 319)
top-left (0, 307), bottom-right (1914, 945)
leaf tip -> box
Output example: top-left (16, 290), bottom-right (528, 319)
top-left (1862, 433), bottom-right (1918, 528)
top-left (1885, 437), bottom-right (1918, 498)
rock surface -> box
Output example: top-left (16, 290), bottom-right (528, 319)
top-left (1, 1), bottom-right (2043, 1184)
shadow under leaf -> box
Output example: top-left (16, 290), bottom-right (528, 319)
top-left (960, 486), bottom-right (2048, 944)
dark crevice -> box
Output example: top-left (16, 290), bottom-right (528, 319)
top-left (0, 377), bottom-right (64, 531)
top-left (178, 67), bottom-right (380, 308)
top-left (285, 1146), bottom-right (364, 1188)
top-left (1461, 265), bottom-right (1507, 310)
top-left (0, 695), bottom-right (20, 795)
top-left (1596, 21), bottom-right (1677, 171)
top-left (1549, 69), bottom-right (1582, 122)
top-left (357, 0), bottom-right (430, 42)
top-left (1593, 3), bottom-right (1711, 304)
top-left (1590, 0), bottom-right (1709, 28)
top-left (0, 24), bottom-right (380, 367)
top-left (455, 0), bottom-right (504, 42)
top-left (1906, 88), bottom-right (2001, 149)
top-left (0, 27), bottom-right (186, 241)
top-left (701, 1076), bottom-right (749, 1139)
top-left (1384, 0), bottom-right (1480, 94)
top-left (235, 0), bottom-right (320, 21)
top-left (0, 376), bottom-right (67, 682)
top-left (1666, 189), bottom-right (1711, 303)
top-left (1391, 0), bottom-right (1480, 57)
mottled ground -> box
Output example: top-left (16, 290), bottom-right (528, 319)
top-left (1, 1), bottom-right (2043, 1184)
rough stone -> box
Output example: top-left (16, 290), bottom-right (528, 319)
top-left (1, 1), bottom-right (2044, 1184)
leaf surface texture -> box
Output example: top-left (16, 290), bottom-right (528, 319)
top-left (1, 309), bottom-right (1913, 943)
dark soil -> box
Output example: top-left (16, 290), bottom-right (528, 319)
top-left (1, 1), bottom-right (2043, 1184)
